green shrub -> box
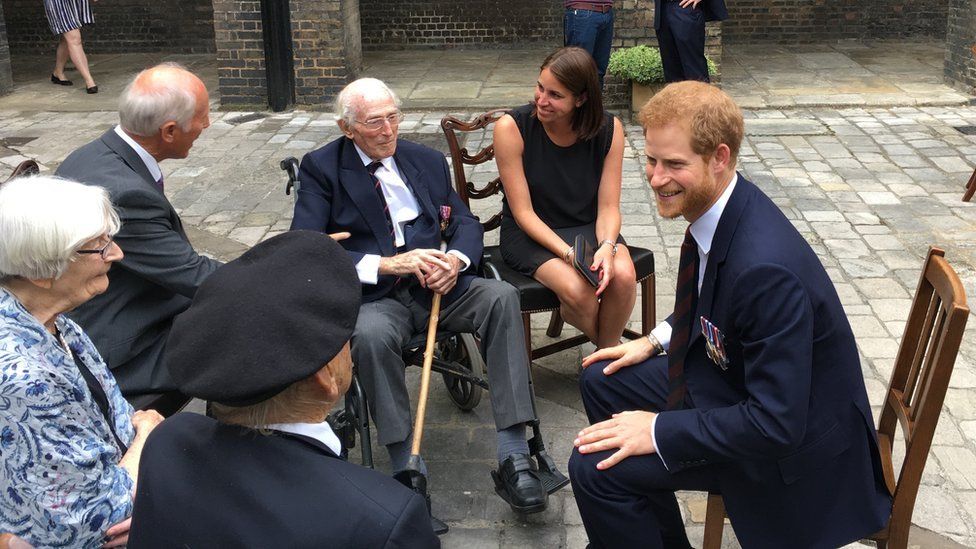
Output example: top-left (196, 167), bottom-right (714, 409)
top-left (608, 45), bottom-right (717, 85)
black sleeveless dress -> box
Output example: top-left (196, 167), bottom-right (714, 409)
top-left (500, 103), bottom-right (622, 276)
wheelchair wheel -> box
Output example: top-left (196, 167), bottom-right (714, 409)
top-left (439, 333), bottom-right (485, 411)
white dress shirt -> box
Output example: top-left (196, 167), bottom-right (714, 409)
top-left (264, 420), bottom-right (343, 456)
top-left (352, 143), bottom-right (471, 284)
top-left (114, 125), bottom-right (163, 184)
top-left (650, 172), bottom-right (738, 469)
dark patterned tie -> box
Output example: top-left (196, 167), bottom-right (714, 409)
top-left (367, 161), bottom-right (396, 246)
top-left (666, 228), bottom-right (699, 410)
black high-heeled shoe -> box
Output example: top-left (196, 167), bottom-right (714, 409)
top-left (51, 74), bottom-right (73, 86)
top-left (86, 85), bottom-right (98, 94)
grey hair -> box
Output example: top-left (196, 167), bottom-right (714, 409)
top-left (333, 77), bottom-right (402, 125)
top-left (0, 176), bottom-right (120, 283)
top-left (119, 62), bottom-right (199, 136)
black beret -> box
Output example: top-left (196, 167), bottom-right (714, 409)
top-left (164, 230), bottom-right (361, 406)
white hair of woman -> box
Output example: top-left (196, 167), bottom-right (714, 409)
top-left (0, 175), bottom-right (120, 282)
top-left (118, 62), bottom-right (199, 137)
top-left (333, 77), bottom-right (402, 125)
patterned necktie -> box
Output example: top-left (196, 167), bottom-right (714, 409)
top-left (367, 161), bottom-right (396, 246)
top-left (666, 228), bottom-right (699, 410)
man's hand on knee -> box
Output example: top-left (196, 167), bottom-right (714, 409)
top-left (574, 410), bottom-right (658, 470)
top-left (378, 249), bottom-right (452, 287)
top-left (582, 337), bottom-right (658, 375)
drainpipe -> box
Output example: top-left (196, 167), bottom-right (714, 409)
top-left (260, 0), bottom-right (295, 112)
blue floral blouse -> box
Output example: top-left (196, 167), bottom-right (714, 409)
top-left (0, 287), bottom-right (135, 548)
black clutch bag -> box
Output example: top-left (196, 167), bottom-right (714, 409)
top-left (573, 234), bottom-right (600, 288)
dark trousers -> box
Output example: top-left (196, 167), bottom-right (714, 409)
top-left (569, 356), bottom-right (717, 549)
top-left (564, 7), bottom-right (614, 87)
top-left (656, 0), bottom-right (709, 82)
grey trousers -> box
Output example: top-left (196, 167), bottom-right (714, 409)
top-left (351, 278), bottom-right (537, 446)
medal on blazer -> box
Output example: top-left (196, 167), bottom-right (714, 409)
top-left (700, 316), bottom-right (729, 370)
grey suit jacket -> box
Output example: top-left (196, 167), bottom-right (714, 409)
top-left (57, 129), bottom-right (221, 396)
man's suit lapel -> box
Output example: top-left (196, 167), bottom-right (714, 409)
top-left (100, 129), bottom-right (161, 194)
top-left (690, 175), bottom-right (751, 347)
top-left (338, 140), bottom-right (396, 255)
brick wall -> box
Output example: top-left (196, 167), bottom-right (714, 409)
top-left (0, 3), bottom-right (12, 95)
top-left (944, 0), bottom-right (976, 94)
top-left (359, 0), bottom-right (563, 49)
top-left (2, 0), bottom-right (214, 53)
top-left (213, 0), bottom-right (359, 109)
top-left (724, 0), bottom-right (947, 43)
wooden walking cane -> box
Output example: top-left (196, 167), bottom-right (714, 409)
top-left (393, 206), bottom-right (453, 536)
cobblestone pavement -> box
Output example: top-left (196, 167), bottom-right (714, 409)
top-left (2, 46), bottom-right (976, 549)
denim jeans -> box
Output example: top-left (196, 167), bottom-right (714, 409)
top-left (564, 7), bottom-right (614, 87)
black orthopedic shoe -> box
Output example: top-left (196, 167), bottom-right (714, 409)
top-left (491, 453), bottom-right (548, 514)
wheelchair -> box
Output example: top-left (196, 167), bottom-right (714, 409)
top-left (281, 157), bottom-right (569, 496)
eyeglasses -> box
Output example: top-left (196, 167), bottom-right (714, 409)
top-left (355, 112), bottom-right (405, 131)
top-left (76, 239), bottom-right (114, 260)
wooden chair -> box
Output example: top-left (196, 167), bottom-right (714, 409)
top-left (702, 246), bottom-right (969, 549)
top-left (440, 110), bottom-right (656, 362)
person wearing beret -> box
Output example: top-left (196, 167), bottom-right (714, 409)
top-left (125, 231), bottom-right (439, 549)
top-left (291, 77), bottom-right (549, 514)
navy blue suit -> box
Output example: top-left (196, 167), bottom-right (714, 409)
top-left (653, 0), bottom-right (728, 82)
top-left (128, 413), bottom-right (439, 548)
top-left (291, 137), bottom-right (483, 307)
top-left (289, 136), bottom-right (535, 450)
top-left (570, 177), bottom-right (892, 548)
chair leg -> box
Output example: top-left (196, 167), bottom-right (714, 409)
top-left (702, 493), bottom-right (726, 549)
top-left (522, 312), bottom-right (534, 363)
top-left (964, 167), bottom-right (976, 202)
top-left (641, 275), bottom-right (656, 334)
top-left (546, 310), bottom-right (564, 338)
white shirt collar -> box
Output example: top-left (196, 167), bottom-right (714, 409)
top-left (113, 125), bottom-right (163, 184)
top-left (689, 172), bottom-right (738, 254)
top-left (264, 420), bottom-right (342, 456)
top-left (353, 142), bottom-right (397, 174)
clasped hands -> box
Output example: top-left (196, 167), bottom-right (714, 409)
top-left (379, 248), bottom-right (461, 295)
top-left (574, 334), bottom-right (666, 470)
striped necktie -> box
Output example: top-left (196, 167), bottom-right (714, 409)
top-left (666, 228), bottom-right (699, 410)
top-left (367, 161), bottom-right (396, 246)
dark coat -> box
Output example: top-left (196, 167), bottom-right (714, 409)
top-left (655, 177), bottom-right (892, 547)
top-left (128, 413), bottom-right (440, 549)
top-left (57, 130), bottom-right (221, 395)
top-left (654, 0), bottom-right (728, 29)
top-left (290, 137), bottom-right (484, 307)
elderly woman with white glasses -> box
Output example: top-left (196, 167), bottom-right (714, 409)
top-left (0, 176), bottom-right (162, 549)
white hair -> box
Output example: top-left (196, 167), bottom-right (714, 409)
top-left (0, 176), bottom-right (120, 282)
top-left (333, 77), bottom-right (402, 125)
top-left (119, 62), bottom-right (199, 136)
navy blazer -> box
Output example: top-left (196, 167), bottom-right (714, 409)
top-left (128, 413), bottom-right (439, 548)
top-left (291, 137), bottom-right (484, 306)
top-left (655, 177), bottom-right (891, 547)
top-left (654, 0), bottom-right (728, 29)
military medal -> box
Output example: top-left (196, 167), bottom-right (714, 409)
top-left (700, 316), bottom-right (729, 370)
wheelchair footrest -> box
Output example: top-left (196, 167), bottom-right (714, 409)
top-left (535, 451), bottom-right (571, 496)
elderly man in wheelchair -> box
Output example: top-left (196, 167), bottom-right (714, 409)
top-left (288, 77), bottom-right (567, 522)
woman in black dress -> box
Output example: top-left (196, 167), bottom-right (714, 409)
top-left (45, 0), bottom-right (98, 93)
top-left (495, 47), bottom-right (635, 349)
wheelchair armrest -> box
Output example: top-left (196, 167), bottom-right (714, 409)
top-left (280, 156), bottom-right (300, 196)
top-left (481, 259), bottom-right (503, 282)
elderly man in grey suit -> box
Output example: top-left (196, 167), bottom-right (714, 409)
top-left (57, 63), bottom-right (220, 414)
